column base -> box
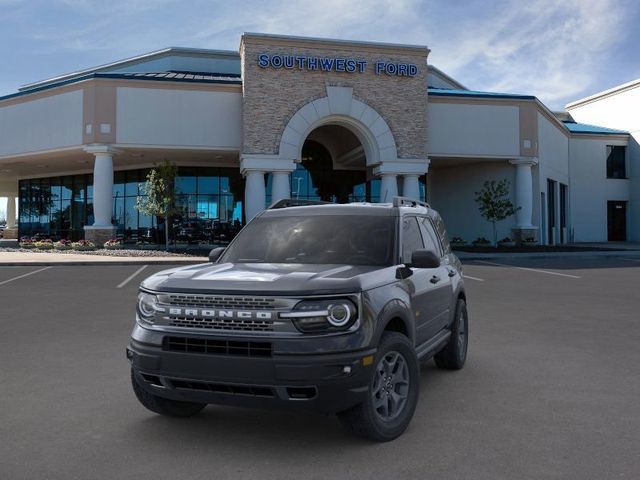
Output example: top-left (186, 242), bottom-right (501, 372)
top-left (2, 227), bottom-right (18, 239)
top-left (511, 227), bottom-right (539, 245)
top-left (84, 226), bottom-right (117, 246)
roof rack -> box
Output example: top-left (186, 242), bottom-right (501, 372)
top-left (268, 199), bottom-right (331, 209)
top-left (392, 196), bottom-right (430, 209)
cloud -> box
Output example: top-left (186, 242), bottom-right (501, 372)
top-left (1, 0), bottom-right (637, 109)
top-left (426, 0), bottom-right (634, 108)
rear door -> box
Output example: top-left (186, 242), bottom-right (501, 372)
top-left (400, 216), bottom-right (441, 346)
top-left (418, 216), bottom-right (453, 334)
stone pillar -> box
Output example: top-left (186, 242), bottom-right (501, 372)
top-left (84, 145), bottom-right (118, 245)
top-left (271, 171), bottom-right (290, 205)
top-left (2, 195), bottom-right (18, 239)
top-left (509, 157), bottom-right (539, 243)
top-left (244, 170), bottom-right (266, 222)
top-left (401, 175), bottom-right (420, 200)
top-left (379, 174), bottom-right (398, 203)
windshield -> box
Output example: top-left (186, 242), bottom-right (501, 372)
top-left (220, 215), bottom-right (396, 266)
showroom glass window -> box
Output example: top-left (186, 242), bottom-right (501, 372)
top-left (606, 146), bottom-right (626, 179)
top-left (18, 166), bottom-right (244, 244)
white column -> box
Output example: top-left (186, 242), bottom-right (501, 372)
top-left (509, 158), bottom-right (538, 228)
top-left (401, 174), bottom-right (420, 200)
top-left (379, 174), bottom-right (398, 203)
top-left (271, 171), bottom-right (290, 204)
top-left (244, 170), bottom-right (266, 221)
top-left (91, 152), bottom-right (115, 227)
top-left (6, 195), bottom-right (16, 229)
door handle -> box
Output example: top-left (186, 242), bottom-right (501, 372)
top-left (430, 275), bottom-right (441, 284)
top-left (447, 269), bottom-right (456, 277)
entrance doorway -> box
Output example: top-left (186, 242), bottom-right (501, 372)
top-left (607, 201), bottom-right (627, 241)
top-left (293, 124), bottom-right (381, 203)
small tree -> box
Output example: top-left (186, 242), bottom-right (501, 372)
top-left (136, 161), bottom-right (179, 251)
top-left (474, 179), bottom-right (519, 246)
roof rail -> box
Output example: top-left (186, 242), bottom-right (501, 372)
top-left (392, 196), bottom-right (430, 209)
top-left (268, 199), bottom-right (331, 209)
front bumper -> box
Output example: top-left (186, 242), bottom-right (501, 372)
top-left (128, 334), bottom-right (376, 415)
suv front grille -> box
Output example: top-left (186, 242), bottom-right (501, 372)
top-left (168, 316), bottom-right (273, 332)
top-left (165, 294), bottom-right (277, 310)
top-left (163, 336), bottom-right (272, 357)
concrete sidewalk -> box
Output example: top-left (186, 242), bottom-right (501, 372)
top-left (0, 251), bottom-right (208, 266)
top-left (456, 249), bottom-right (640, 261)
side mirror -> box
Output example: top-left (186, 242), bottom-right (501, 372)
top-left (208, 247), bottom-right (225, 263)
top-left (409, 249), bottom-right (441, 269)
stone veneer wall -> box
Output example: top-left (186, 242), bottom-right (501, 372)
top-left (240, 36), bottom-right (429, 160)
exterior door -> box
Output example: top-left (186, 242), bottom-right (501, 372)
top-left (400, 216), bottom-right (442, 345)
top-left (607, 201), bottom-right (627, 241)
top-left (547, 179), bottom-right (556, 244)
top-left (418, 216), bottom-right (453, 333)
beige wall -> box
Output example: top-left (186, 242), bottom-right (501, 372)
top-left (240, 35), bottom-right (429, 159)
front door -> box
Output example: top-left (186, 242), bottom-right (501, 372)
top-left (608, 201), bottom-right (627, 241)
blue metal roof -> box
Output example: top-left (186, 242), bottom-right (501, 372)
top-left (562, 121), bottom-right (628, 135)
top-left (428, 87), bottom-right (536, 100)
top-left (0, 71), bottom-right (242, 102)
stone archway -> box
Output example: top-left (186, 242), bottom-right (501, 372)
top-left (278, 86), bottom-right (398, 165)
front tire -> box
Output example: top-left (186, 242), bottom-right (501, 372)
top-left (434, 298), bottom-right (468, 370)
top-left (338, 332), bottom-right (419, 442)
top-left (131, 369), bottom-right (206, 417)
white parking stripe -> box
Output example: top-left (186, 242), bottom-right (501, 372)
top-left (0, 267), bottom-right (52, 286)
top-left (117, 265), bottom-right (148, 289)
top-left (476, 260), bottom-right (581, 279)
top-left (463, 274), bottom-right (485, 282)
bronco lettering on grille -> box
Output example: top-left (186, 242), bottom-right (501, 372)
top-left (167, 308), bottom-right (274, 320)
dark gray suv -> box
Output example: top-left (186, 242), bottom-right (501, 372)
top-left (127, 197), bottom-right (468, 441)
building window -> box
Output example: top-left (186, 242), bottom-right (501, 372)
top-left (18, 167), bottom-right (244, 245)
top-left (606, 145), bottom-right (626, 179)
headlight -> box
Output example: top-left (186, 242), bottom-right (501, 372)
top-left (137, 291), bottom-right (158, 324)
top-left (281, 298), bottom-right (358, 333)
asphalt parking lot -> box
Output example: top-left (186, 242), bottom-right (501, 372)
top-left (1, 257), bottom-right (639, 479)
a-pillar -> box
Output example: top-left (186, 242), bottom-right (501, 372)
top-left (84, 145), bottom-right (119, 245)
top-left (244, 170), bottom-right (266, 222)
top-left (509, 157), bottom-right (539, 243)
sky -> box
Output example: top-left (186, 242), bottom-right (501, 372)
top-left (1, 0), bottom-right (639, 110)
top-left (1, 0), bottom-right (639, 219)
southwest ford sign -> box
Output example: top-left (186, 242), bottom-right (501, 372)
top-left (258, 53), bottom-right (418, 77)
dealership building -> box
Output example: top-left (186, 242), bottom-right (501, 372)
top-left (0, 33), bottom-right (637, 245)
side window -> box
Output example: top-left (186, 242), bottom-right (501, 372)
top-left (418, 217), bottom-right (442, 257)
top-left (401, 216), bottom-right (424, 264)
top-left (432, 215), bottom-right (452, 254)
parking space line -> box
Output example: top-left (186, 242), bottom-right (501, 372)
top-left (117, 265), bottom-right (148, 289)
top-left (0, 267), bottom-right (52, 286)
top-left (463, 274), bottom-right (485, 282)
top-left (476, 260), bottom-right (581, 279)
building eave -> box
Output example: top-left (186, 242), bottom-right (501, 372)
top-left (18, 47), bottom-right (240, 93)
top-left (565, 78), bottom-right (640, 110)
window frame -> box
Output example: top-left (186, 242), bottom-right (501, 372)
top-left (606, 145), bottom-right (627, 179)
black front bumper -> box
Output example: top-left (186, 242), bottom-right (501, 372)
top-left (128, 336), bottom-right (376, 415)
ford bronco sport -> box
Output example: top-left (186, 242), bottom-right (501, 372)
top-left (127, 197), bottom-right (468, 441)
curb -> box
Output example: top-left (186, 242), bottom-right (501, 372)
top-left (457, 250), bottom-right (640, 261)
top-left (0, 259), bottom-right (207, 267)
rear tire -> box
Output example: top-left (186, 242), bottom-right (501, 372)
top-left (434, 298), bottom-right (468, 370)
top-left (338, 332), bottom-right (419, 442)
top-left (131, 369), bottom-right (206, 417)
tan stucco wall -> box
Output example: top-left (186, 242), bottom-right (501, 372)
top-left (240, 35), bottom-right (429, 160)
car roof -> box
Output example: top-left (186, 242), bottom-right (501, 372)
top-left (261, 199), bottom-right (434, 218)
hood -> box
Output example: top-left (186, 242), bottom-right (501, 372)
top-left (141, 262), bottom-right (396, 295)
